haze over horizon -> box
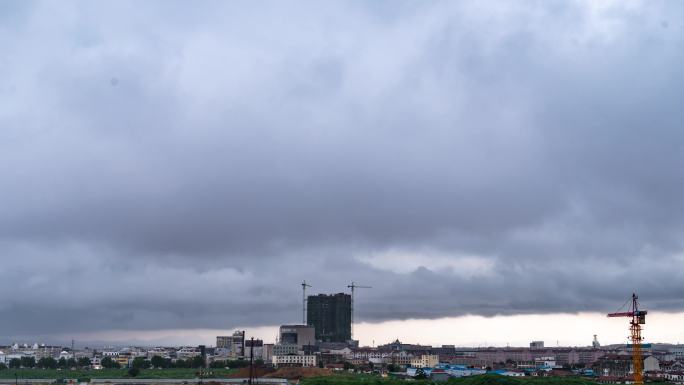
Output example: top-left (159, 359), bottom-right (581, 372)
top-left (2, 0), bottom-right (684, 346)
top-left (15, 312), bottom-right (684, 349)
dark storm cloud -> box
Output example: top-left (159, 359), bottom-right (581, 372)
top-left (2, 0), bottom-right (684, 337)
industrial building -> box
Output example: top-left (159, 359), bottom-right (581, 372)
top-left (279, 325), bottom-right (316, 348)
top-left (307, 293), bottom-right (352, 342)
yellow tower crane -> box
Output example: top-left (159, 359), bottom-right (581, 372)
top-left (608, 293), bottom-right (647, 385)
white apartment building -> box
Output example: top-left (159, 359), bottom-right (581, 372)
top-left (272, 355), bottom-right (317, 368)
top-left (176, 347), bottom-right (201, 360)
top-left (147, 350), bottom-right (169, 359)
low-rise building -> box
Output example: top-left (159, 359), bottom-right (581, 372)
top-left (670, 346), bottom-right (684, 360)
top-left (215, 331), bottom-right (245, 357)
top-left (273, 344), bottom-right (299, 356)
top-left (147, 349), bottom-right (170, 359)
top-left (411, 354), bottom-right (439, 368)
top-left (664, 371), bottom-right (684, 384)
top-left (114, 354), bottom-right (131, 367)
top-left (272, 354), bottom-right (316, 368)
top-left (535, 356), bottom-right (557, 369)
top-left (263, 344), bottom-right (274, 363)
top-left (244, 339), bottom-right (264, 360)
top-left (177, 347), bottom-right (201, 360)
top-left (660, 360), bottom-right (684, 372)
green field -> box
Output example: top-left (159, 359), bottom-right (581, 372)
top-left (0, 368), bottom-right (236, 380)
top-left (301, 374), bottom-right (603, 385)
top-left (0, 371), bottom-right (670, 385)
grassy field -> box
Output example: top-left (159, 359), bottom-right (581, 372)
top-left (0, 371), bottom-right (652, 385)
top-left (451, 375), bottom-right (600, 385)
top-left (301, 374), bottom-right (603, 385)
top-left (0, 368), bottom-right (236, 380)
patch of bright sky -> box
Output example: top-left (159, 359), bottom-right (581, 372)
top-left (57, 312), bottom-right (684, 348)
top-left (357, 250), bottom-right (495, 276)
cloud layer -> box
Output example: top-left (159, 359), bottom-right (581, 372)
top-left (2, 0), bottom-right (684, 339)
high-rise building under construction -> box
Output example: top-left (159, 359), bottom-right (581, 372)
top-left (307, 293), bottom-right (352, 342)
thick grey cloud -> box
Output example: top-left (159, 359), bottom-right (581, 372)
top-left (2, 0), bottom-right (684, 338)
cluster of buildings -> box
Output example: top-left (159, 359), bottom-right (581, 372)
top-left (6, 291), bottom-right (684, 384)
top-left (591, 345), bottom-right (684, 384)
top-left (0, 343), bottom-right (203, 369)
top-left (7, 337), bottom-right (684, 384)
top-left (0, 343), bottom-right (65, 365)
top-left (8, 337), bottom-right (684, 384)
top-left (209, 293), bottom-right (352, 368)
top-left (208, 292), bottom-right (684, 384)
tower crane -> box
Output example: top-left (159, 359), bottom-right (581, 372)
top-left (347, 282), bottom-right (371, 340)
top-left (608, 293), bottom-right (647, 385)
top-left (301, 280), bottom-right (312, 325)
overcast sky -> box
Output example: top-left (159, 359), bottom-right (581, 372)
top-left (2, 0), bottom-right (684, 347)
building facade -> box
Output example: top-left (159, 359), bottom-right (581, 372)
top-left (244, 339), bottom-right (264, 360)
top-left (272, 344), bottom-right (299, 356)
top-left (530, 341), bottom-right (545, 349)
top-left (215, 331), bottom-right (245, 357)
top-left (307, 293), bottom-right (352, 342)
top-left (272, 354), bottom-right (317, 368)
top-left (279, 325), bottom-right (316, 348)
top-left (411, 354), bottom-right (439, 368)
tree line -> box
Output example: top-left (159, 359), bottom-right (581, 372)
top-left (0, 355), bottom-right (263, 370)
top-left (131, 356), bottom-right (263, 369)
top-left (0, 357), bottom-right (92, 370)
